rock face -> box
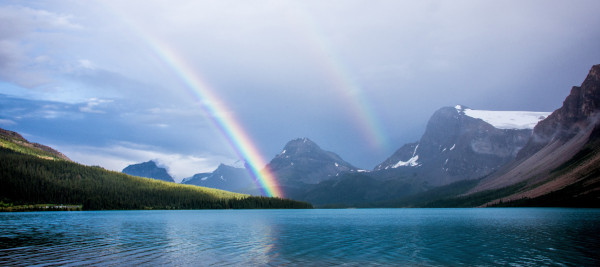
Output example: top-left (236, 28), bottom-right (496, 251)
top-left (374, 105), bottom-right (542, 186)
top-left (122, 161), bottom-right (174, 182)
top-left (181, 164), bottom-right (260, 195)
top-left (266, 138), bottom-right (357, 186)
top-left (471, 64), bottom-right (600, 204)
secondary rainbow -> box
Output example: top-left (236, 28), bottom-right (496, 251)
top-left (284, 3), bottom-right (389, 150)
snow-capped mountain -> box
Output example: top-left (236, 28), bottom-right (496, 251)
top-left (267, 138), bottom-right (358, 185)
top-left (181, 163), bottom-right (261, 195)
top-left (374, 105), bottom-right (548, 186)
top-left (122, 160), bottom-right (175, 182)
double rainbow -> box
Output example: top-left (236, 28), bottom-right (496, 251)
top-left (106, 2), bottom-right (389, 198)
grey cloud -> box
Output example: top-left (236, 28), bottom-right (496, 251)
top-left (0, 5), bottom-right (81, 88)
top-left (2, 1), bottom-right (600, 171)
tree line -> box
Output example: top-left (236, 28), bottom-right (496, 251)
top-left (0, 147), bottom-right (312, 210)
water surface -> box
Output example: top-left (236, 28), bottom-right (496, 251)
top-left (1, 208), bottom-right (599, 266)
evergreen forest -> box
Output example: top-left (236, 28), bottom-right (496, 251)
top-left (0, 147), bottom-right (312, 211)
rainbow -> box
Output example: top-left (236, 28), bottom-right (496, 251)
top-left (153, 41), bottom-right (283, 198)
top-left (113, 12), bottom-right (283, 198)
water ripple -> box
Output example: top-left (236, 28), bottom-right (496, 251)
top-left (1, 209), bottom-right (599, 266)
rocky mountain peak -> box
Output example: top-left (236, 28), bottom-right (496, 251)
top-left (554, 65), bottom-right (600, 123)
top-left (267, 138), bottom-right (357, 185)
top-left (215, 163), bottom-right (230, 170)
top-left (454, 104), bottom-right (470, 113)
top-left (213, 163), bottom-right (246, 175)
top-left (375, 105), bottom-right (533, 185)
top-left (181, 163), bottom-right (259, 195)
top-left (122, 160), bottom-right (175, 183)
top-left (277, 138), bottom-right (321, 158)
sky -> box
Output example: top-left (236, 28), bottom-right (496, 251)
top-left (1, 0), bottom-right (600, 182)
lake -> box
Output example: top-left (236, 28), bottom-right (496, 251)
top-left (1, 208), bottom-right (599, 266)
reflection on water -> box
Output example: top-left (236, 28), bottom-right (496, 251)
top-left (1, 209), bottom-right (599, 266)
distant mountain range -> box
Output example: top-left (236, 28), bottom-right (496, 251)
top-left (16, 55), bottom-right (598, 210)
top-left (162, 104), bottom-right (552, 206)
top-left (174, 138), bottom-right (362, 197)
top-left (132, 65), bottom-right (600, 207)
top-left (116, 64), bottom-right (600, 207)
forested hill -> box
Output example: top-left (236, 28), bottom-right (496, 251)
top-left (0, 132), bottom-right (312, 210)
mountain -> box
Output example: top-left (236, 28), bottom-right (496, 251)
top-left (0, 128), bottom-right (71, 161)
top-left (181, 163), bottom-right (261, 195)
top-left (374, 105), bottom-right (549, 186)
top-left (465, 64), bottom-right (600, 206)
top-left (290, 106), bottom-right (549, 206)
top-left (122, 161), bottom-right (175, 182)
top-left (267, 138), bottom-right (358, 186)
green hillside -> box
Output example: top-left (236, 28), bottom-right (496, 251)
top-left (0, 130), bottom-right (312, 210)
top-left (0, 128), bottom-right (70, 161)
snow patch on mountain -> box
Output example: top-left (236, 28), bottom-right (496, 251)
top-left (393, 155), bottom-right (420, 168)
top-left (455, 105), bottom-right (550, 129)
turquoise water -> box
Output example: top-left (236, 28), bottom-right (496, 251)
top-left (1, 208), bottom-right (598, 266)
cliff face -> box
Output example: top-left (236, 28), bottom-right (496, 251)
top-left (470, 65), bottom-right (600, 203)
top-left (518, 65), bottom-right (600, 160)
